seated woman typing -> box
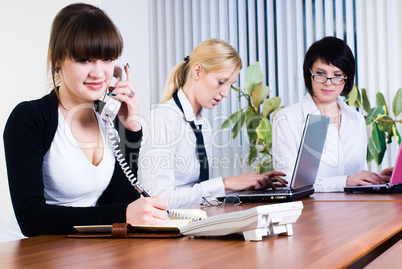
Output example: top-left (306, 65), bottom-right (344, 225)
top-left (139, 38), bottom-right (287, 209)
top-left (0, 3), bottom-right (168, 242)
top-left (272, 36), bottom-right (387, 192)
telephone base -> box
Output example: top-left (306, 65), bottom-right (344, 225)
top-left (181, 201), bottom-right (303, 242)
top-left (242, 223), bottom-right (294, 241)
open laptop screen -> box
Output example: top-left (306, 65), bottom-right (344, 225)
top-left (388, 145), bottom-right (402, 186)
top-left (291, 114), bottom-right (330, 189)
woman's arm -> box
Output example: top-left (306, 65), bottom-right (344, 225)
top-left (4, 101), bottom-right (139, 237)
top-left (271, 111), bottom-right (302, 184)
top-left (139, 107), bottom-right (225, 209)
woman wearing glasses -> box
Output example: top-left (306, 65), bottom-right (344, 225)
top-left (272, 36), bottom-right (386, 192)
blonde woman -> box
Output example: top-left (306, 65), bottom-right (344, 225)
top-left (139, 39), bottom-right (286, 208)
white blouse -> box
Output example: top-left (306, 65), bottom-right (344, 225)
top-left (139, 89), bottom-right (225, 208)
top-left (42, 109), bottom-right (115, 206)
top-left (272, 94), bottom-right (367, 192)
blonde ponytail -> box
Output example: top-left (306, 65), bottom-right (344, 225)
top-left (160, 38), bottom-right (242, 103)
top-left (160, 61), bottom-right (189, 103)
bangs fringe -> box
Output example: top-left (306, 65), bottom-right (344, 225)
top-left (66, 13), bottom-right (122, 60)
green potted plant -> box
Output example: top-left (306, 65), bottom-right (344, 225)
top-left (221, 62), bottom-right (281, 173)
top-left (346, 86), bottom-right (402, 165)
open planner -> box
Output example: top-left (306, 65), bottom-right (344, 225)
top-left (71, 201), bottom-right (303, 241)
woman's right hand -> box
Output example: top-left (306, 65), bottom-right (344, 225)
top-left (126, 196), bottom-right (169, 225)
top-left (222, 171), bottom-right (287, 191)
top-left (346, 170), bottom-right (386, 186)
top-left (379, 167), bottom-right (393, 182)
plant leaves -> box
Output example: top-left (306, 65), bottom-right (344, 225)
top-left (245, 108), bottom-right (260, 142)
top-left (376, 92), bottom-right (388, 115)
top-left (365, 106), bottom-right (386, 125)
top-left (244, 62), bottom-right (263, 96)
top-left (251, 82), bottom-right (263, 109)
top-left (345, 85), bottom-right (356, 106)
top-left (221, 108), bottom-right (243, 129)
top-left (392, 88), bottom-right (402, 117)
top-left (361, 88), bottom-right (371, 114)
top-left (376, 115), bottom-right (394, 143)
top-left (257, 159), bottom-right (273, 173)
top-left (377, 115), bottom-right (393, 132)
top-left (368, 123), bottom-right (386, 165)
top-left (231, 111), bottom-right (246, 139)
top-left (393, 124), bottom-right (402, 145)
top-left (367, 138), bottom-right (379, 164)
top-left (256, 118), bottom-right (272, 141)
top-left (259, 86), bottom-right (270, 105)
top-left (247, 146), bottom-right (257, 166)
top-left (366, 147), bottom-right (374, 163)
top-left (346, 84), bottom-right (361, 107)
top-left (262, 97), bottom-right (281, 118)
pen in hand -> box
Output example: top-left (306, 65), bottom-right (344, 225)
top-left (134, 184), bottom-right (151, 197)
top-left (133, 184), bottom-right (171, 219)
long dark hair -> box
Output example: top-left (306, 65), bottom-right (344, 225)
top-left (48, 3), bottom-right (123, 97)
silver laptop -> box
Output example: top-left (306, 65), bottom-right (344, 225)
top-left (218, 114), bottom-right (330, 203)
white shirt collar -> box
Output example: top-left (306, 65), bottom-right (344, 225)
top-left (301, 93), bottom-right (321, 116)
top-left (301, 93), bottom-right (358, 120)
top-left (177, 88), bottom-right (204, 123)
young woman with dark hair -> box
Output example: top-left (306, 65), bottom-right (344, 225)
top-left (272, 36), bottom-right (386, 192)
top-left (1, 3), bottom-right (168, 242)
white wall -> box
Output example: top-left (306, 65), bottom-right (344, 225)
top-left (101, 0), bottom-right (150, 119)
top-left (0, 0), bottom-right (150, 229)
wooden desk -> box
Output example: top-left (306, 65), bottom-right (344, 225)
top-left (1, 201), bottom-right (402, 268)
top-left (365, 238), bottom-right (402, 268)
top-left (307, 192), bottom-right (402, 202)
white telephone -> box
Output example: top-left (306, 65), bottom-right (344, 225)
top-left (100, 57), bottom-right (126, 122)
top-left (99, 57), bottom-right (149, 196)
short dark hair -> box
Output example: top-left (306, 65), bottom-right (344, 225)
top-left (48, 3), bottom-right (123, 90)
top-left (303, 36), bottom-right (355, 96)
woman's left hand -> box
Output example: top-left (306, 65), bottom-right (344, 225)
top-left (109, 63), bottom-right (141, 131)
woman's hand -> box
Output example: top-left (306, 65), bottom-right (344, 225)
top-left (379, 167), bottom-right (393, 182)
top-left (109, 63), bottom-right (141, 131)
top-left (222, 171), bottom-right (287, 191)
top-left (346, 170), bottom-right (386, 186)
top-left (126, 196), bottom-right (169, 225)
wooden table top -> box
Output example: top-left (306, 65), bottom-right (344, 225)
top-left (1, 199), bottom-right (402, 268)
top-left (306, 192), bottom-right (402, 202)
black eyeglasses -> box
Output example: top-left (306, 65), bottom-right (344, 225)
top-left (309, 69), bottom-right (347, 85)
top-left (201, 195), bottom-right (241, 207)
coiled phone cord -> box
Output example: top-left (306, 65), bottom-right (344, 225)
top-left (106, 117), bottom-right (150, 196)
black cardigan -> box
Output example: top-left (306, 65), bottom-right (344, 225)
top-left (3, 90), bottom-right (141, 237)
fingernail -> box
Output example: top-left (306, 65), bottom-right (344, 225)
top-left (126, 63), bottom-right (130, 68)
top-left (111, 93), bottom-right (116, 96)
top-left (111, 87), bottom-right (115, 92)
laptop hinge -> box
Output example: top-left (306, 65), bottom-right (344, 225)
top-left (292, 185), bottom-right (313, 192)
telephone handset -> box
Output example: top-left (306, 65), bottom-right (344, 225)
top-left (100, 57), bottom-right (150, 197)
top-left (99, 57), bottom-right (126, 122)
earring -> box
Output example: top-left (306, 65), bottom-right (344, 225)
top-left (195, 77), bottom-right (199, 80)
top-left (55, 67), bottom-right (59, 73)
